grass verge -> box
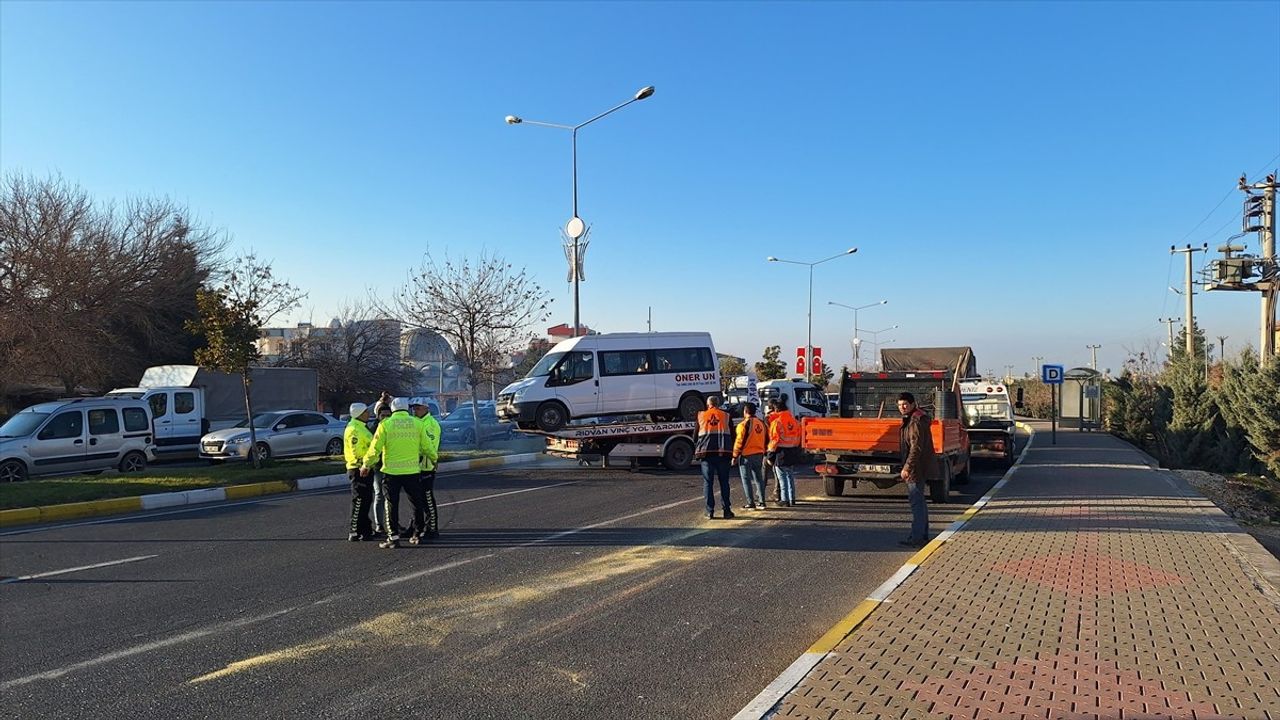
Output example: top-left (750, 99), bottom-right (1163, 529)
top-left (0, 447), bottom-right (532, 509)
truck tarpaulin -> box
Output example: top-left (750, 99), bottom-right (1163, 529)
top-left (138, 365), bottom-right (320, 425)
top-left (879, 347), bottom-right (977, 378)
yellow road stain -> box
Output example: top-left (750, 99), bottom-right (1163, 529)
top-left (186, 540), bottom-right (705, 684)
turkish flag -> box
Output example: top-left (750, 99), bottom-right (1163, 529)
top-left (796, 356), bottom-right (806, 375)
top-left (813, 357), bottom-right (823, 375)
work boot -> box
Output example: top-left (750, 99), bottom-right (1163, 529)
top-left (348, 532), bottom-right (362, 542)
top-left (379, 537), bottom-right (400, 549)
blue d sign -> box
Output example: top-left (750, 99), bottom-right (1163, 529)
top-left (1042, 364), bottom-right (1064, 384)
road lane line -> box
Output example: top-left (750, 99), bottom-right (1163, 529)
top-left (0, 555), bottom-right (159, 585)
top-left (0, 606), bottom-right (295, 691)
top-left (377, 554), bottom-right (498, 586)
top-left (0, 478), bottom-right (577, 537)
top-left (375, 498), bottom-right (703, 587)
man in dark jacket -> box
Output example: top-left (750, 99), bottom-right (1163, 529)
top-left (898, 391), bottom-right (935, 548)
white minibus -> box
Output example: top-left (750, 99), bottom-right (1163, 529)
top-left (498, 332), bottom-right (721, 431)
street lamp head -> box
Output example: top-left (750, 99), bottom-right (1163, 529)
top-left (635, 86), bottom-right (656, 101)
top-left (766, 256), bottom-right (778, 262)
top-left (846, 247), bottom-right (858, 254)
top-left (505, 115), bottom-right (522, 125)
top-left (879, 299), bottom-right (888, 305)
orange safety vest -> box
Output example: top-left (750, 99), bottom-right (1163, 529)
top-left (733, 416), bottom-right (768, 458)
top-left (768, 410), bottom-right (802, 451)
top-left (695, 407), bottom-right (733, 458)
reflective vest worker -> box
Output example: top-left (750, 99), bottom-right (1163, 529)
top-left (344, 404), bottom-right (374, 470)
top-left (732, 410), bottom-right (768, 460)
top-left (694, 401), bottom-right (733, 459)
top-left (767, 401), bottom-right (803, 465)
top-left (361, 398), bottom-right (432, 549)
top-left (344, 403), bottom-right (375, 541)
top-left (410, 397), bottom-right (443, 537)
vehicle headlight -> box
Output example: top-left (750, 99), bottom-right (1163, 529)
top-left (510, 388), bottom-right (526, 401)
top-left (226, 436), bottom-right (250, 444)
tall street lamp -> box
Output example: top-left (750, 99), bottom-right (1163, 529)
top-left (767, 248), bottom-right (858, 380)
top-left (828, 300), bottom-right (888, 371)
top-left (506, 86), bottom-right (655, 338)
top-left (860, 324), bottom-right (898, 369)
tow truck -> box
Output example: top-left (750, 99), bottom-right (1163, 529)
top-left (524, 418), bottom-right (699, 471)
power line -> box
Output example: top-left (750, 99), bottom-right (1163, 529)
top-left (1176, 152), bottom-right (1280, 244)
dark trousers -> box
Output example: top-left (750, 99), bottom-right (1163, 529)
top-left (384, 472), bottom-right (428, 539)
top-left (701, 456), bottom-right (732, 514)
top-left (348, 468), bottom-right (374, 536)
top-left (421, 470), bottom-right (439, 534)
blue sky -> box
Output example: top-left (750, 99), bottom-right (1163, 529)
top-left (3, 1), bottom-right (1277, 377)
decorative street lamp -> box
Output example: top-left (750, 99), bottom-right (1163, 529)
top-left (767, 248), bottom-right (858, 379)
top-left (506, 86), bottom-right (655, 337)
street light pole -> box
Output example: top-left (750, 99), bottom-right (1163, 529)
top-left (768, 249), bottom-right (858, 381)
top-left (506, 86), bottom-right (655, 338)
top-left (827, 300), bottom-right (888, 371)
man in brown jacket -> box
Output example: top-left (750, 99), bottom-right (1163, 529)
top-left (898, 391), bottom-right (935, 548)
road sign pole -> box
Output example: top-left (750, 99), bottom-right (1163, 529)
top-left (1051, 383), bottom-right (1057, 445)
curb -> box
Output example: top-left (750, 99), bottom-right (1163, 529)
top-left (0, 452), bottom-right (545, 528)
top-left (732, 422), bottom-right (1038, 720)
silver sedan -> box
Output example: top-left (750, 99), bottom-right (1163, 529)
top-left (199, 410), bottom-right (345, 462)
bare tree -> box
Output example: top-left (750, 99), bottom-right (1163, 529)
top-left (284, 302), bottom-right (415, 414)
top-left (0, 173), bottom-right (222, 395)
top-left (385, 251), bottom-right (551, 448)
top-left (186, 254), bottom-right (305, 468)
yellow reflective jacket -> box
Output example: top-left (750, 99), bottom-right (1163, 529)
top-left (343, 419), bottom-right (373, 470)
top-left (362, 411), bottom-right (431, 476)
top-left (415, 413), bottom-right (442, 471)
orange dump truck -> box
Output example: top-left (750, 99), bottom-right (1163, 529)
top-left (804, 363), bottom-right (972, 503)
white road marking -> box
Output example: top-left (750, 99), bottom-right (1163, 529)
top-left (375, 498), bottom-right (702, 586)
top-left (0, 555), bottom-right (159, 585)
top-left (0, 606), bottom-right (295, 691)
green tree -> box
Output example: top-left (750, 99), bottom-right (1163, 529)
top-left (719, 355), bottom-right (747, 393)
top-left (186, 255), bottom-right (305, 468)
top-left (1168, 321), bottom-right (1209, 364)
top-left (1160, 353), bottom-right (1218, 468)
top-left (808, 362), bottom-right (835, 389)
top-left (754, 345), bottom-right (786, 380)
top-left (1218, 351), bottom-right (1280, 479)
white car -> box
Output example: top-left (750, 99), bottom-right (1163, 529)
top-left (199, 410), bottom-right (345, 462)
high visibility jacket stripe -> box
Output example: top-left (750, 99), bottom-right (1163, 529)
top-left (415, 414), bottom-right (442, 471)
top-left (696, 407), bottom-right (734, 457)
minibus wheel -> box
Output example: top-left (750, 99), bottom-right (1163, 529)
top-left (535, 402), bottom-right (569, 432)
top-left (678, 393), bottom-right (703, 421)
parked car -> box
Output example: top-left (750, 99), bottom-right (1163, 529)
top-left (440, 405), bottom-right (512, 445)
top-left (0, 397), bottom-right (156, 482)
top-left (199, 410), bottom-right (345, 462)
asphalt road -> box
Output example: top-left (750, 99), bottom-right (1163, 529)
top-left (0, 441), bottom-right (1021, 720)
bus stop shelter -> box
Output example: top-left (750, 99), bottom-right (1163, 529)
top-left (1059, 367), bottom-right (1103, 430)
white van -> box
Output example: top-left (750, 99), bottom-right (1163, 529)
top-left (498, 332), bottom-right (721, 431)
top-left (0, 397), bottom-right (156, 482)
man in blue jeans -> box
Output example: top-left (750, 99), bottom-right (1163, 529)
top-left (695, 396), bottom-right (735, 519)
top-left (897, 392), bottom-right (935, 548)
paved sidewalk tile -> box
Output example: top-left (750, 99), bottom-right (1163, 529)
top-left (771, 430), bottom-right (1280, 720)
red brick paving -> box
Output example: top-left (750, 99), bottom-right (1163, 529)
top-left (769, 431), bottom-right (1280, 720)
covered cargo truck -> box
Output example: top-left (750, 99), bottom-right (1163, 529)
top-left (108, 365), bottom-right (320, 458)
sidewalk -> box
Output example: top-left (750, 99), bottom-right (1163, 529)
top-left (767, 427), bottom-right (1280, 719)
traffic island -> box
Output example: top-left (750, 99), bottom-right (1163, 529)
top-left (0, 451), bottom-right (545, 527)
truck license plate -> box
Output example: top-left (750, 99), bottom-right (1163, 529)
top-left (854, 464), bottom-right (892, 474)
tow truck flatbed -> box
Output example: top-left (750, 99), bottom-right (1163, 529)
top-left (514, 420), bottom-right (699, 470)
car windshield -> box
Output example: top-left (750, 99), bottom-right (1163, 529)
top-left (0, 411), bottom-right (50, 438)
top-left (526, 352), bottom-right (566, 378)
top-left (964, 401), bottom-right (1012, 424)
top-left (233, 412), bottom-right (283, 429)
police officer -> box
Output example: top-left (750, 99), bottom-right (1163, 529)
top-left (344, 402), bottom-right (375, 541)
top-left (409, 397), bottom-right (442, 538)
top-left (361, 397), bottom-right (434, 549)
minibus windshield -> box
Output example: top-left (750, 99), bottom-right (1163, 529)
top-left (526, 352), bottom-right (566, 378)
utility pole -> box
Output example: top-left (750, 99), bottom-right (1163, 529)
top-left (1086, 344), bottom-right (1101, 370)
top-left (1208, 174), bottom-right (1277, 366)
top-left (1032, 356), bottom-right (1044, 377)
top-left (1171, 244), bottom-right (1208, 357)
top-left (1158, 318), bottom-right (1180, 358)
top-left (1217, 335), bottom-right (1227, 362)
